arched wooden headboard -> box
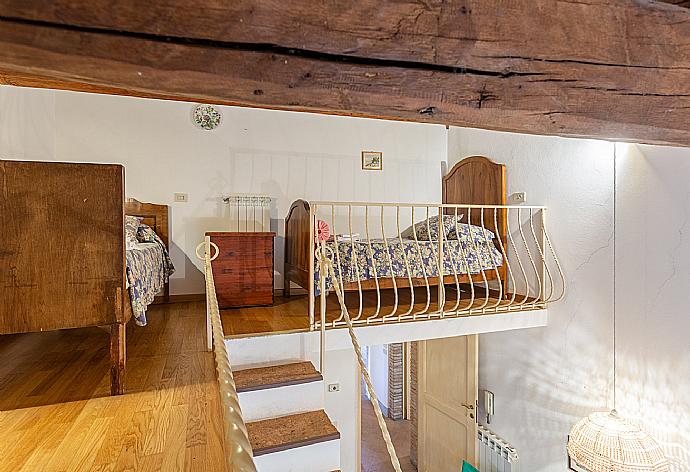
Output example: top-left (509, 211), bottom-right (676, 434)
top-left (442, 156), bottom-right (506, 207)
top-left (443, 156), bottom-right (507, 281)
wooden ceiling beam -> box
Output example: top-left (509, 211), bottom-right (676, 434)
top-left (0, 1), bottom-right (689, 146)
top-left (656, 0), bottom-right (690, 8)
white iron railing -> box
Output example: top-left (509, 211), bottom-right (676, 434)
top-left (196, 238), bottom-right (258, 472)
top-left (309, 202), bottom-right (565, 331)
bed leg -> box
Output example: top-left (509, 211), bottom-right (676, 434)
top-left (110, 322), bottom-right (126, 395)
top-left (283, 272), bottom-right (291, 298)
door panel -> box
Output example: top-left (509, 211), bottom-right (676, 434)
top-left (419, 335), bottom-right (478, 472)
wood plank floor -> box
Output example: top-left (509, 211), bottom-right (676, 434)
top-left (221, 286), bottom-right (541, 338)
top-left (0, 301), bottom-right (227, 472)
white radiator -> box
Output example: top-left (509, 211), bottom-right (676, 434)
top-left (477, 425), bottom-right (520, 472)
top-left (222, 194), bottom-right (271, 232)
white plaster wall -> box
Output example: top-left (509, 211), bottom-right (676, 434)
top-left (0, 85), bottom-right (446, 294)
top-left (448, 127), bottom-right (615, 471)
top-left (321, 348), bottom-right (361, 472)
top-left (368, 344), bottom-right (390, 410)
top-left (616, 143), bottom-right (690, 470)
top-left (0, 86), bottom-right (55, 160)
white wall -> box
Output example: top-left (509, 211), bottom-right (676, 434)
top-left (449, 127), bottom-right (615, 471)
top-left (367, 344), bottom-right (390, 411)
top-left (617, 143), bottom-right (690, 470)
top-left (450, 129), bottom-right (690, 471)
top-left (0, 85), bottom-right (446, 294)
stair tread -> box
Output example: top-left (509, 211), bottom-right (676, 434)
top-left (234, 361), bottom-right (322, 392)
top-left (247, 410), bottom-right (340, 456)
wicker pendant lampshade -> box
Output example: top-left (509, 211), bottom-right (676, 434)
top-left (567, 147), bottom-right (670, 472)
top-left (567, 410), bottom-right (670, 471)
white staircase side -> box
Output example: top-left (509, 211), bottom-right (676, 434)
top-left (228, 331), bottom-right (307, 368)
top-left (239, 380), bottom-right (325, 422)
top-left (252, 439), bottom-right (341, 472)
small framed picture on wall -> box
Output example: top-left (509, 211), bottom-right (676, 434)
top-left (361, 151), bottom-right (383, 171)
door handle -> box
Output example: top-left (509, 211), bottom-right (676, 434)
top-left (461, 403), bottom-right (474, 410)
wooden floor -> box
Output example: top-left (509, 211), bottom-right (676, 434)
top-left (221, 286), bottom-right (540, 338)
top-left (0, 301), bottom-right (227, 472)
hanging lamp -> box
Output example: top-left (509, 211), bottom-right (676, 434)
top-left (566, 145), bottom-right (670, 472)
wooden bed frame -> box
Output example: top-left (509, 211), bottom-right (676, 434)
top-left (283, 155), bottom-right (507, 295)
top-left (0, 160), bottom-right (169, 396)
top-left (125, 197), bottom-right (171, 301)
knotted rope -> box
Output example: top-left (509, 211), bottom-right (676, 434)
top-left (316, 241), bottom-right (402, 472)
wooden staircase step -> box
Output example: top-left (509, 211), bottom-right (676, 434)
top-left (234, 361), bottom-right (322, 393)
top-left (247, 410), bottom-right (340, 456)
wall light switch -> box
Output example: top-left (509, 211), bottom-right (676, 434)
top-left (328, 383), bottom-right (341, 393)
top-left (174, 193), bottom-right (188, 203)
top-left (510, 192), bottom-right (527, 204)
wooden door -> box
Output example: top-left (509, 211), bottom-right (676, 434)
top-left (418, 335), bottom-right (478, 472)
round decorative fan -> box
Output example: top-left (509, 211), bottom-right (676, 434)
top-left (316, 220), bottom-right (331, 242)
top-left (192, 104), bottom-right (222, 130)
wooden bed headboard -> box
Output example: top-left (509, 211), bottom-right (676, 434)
top-left (443, 155), bottom-right (507, 280)
top-left (124, 198), bottom-right (170, 250)
top-left (442, 156), bottom-right (506, 208)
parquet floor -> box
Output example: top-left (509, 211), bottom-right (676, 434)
top-left (0, 301), bottom-right (226, 472)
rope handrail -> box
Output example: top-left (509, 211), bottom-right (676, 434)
top-left (196, 238), bottom-right (258, 472)
top-left (316, 242), bottom-right (403, 472)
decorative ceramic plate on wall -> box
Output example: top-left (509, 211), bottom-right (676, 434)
top-left (192, 104), bottom-right (222, 130)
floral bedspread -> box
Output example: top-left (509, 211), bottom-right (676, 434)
top-left (126, 241), bottom-right (175, 326)
top-left (314, 224), bottom-right (503, 295)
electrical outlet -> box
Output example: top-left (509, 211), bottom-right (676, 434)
top-left (174, 192), bottom-right (188, 203)
top-left (327, 383), bottom-right (341, 393)
top-left (510, 192), bottom-right (526, 204)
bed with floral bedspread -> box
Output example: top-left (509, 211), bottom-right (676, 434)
top-left (313, 222), bottom-right (503, 295)
top-left (125, 223), bottom-right (175, 326)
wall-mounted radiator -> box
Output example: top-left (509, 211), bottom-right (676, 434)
top-left (222, 194), bottom-right (271, 232)
top-left (477, 425), bottom-right (520, 472)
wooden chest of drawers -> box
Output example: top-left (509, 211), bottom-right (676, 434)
top-left (207, 232), bottom-right (275, 308)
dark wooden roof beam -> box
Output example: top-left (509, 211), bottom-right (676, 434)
top-left (0, 0), bottom-right (689, 147)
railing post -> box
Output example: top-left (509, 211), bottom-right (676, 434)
top-left (437, 206), bottom-right (445, 316)
top-left (540, 209), bottom-right (548, 306)
top-left (318, 240), bottom-right (327, 375)
top-left (309, 204), bottom-right (316, 330)
top-left (205, 235), bottom-right (212, 352)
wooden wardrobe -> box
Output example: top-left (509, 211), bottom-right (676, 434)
top-left (0, 160), bottom-right (129, 395)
